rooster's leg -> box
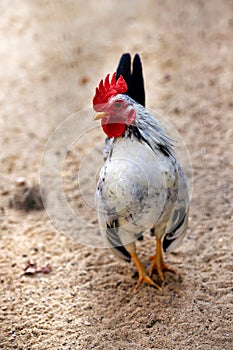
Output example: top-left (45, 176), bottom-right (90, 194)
top-left (149, 236), bottom-right (176, 281)
top-left (130, 252), bottom-right (161, 292)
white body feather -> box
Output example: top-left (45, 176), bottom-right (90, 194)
top-left (96, 95), bottom-right (189, 260)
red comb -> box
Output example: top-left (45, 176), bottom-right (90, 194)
top-left (93, 72), bottom-right (127, 111)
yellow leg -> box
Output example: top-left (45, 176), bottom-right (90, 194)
top-left (149, 237), bottom-right (176, 281)
top-left (131, 253), bottom-right (161, 292)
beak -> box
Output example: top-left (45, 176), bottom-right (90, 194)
top-left (93, 112), bottom-right (108, 121)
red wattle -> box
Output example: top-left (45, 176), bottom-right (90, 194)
top-left (102, 122), bottom-right (126, 138)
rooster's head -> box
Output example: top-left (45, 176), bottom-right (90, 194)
top-left (93, 73), bottom-right (136, 138)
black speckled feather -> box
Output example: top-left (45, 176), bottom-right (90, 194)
top-left (106, 220), bottom-right (131, 262)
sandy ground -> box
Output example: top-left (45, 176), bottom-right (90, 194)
top-left (0, 1), bottom-right (233, 349)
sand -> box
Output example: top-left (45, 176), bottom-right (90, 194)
top-left (0, 1), bottom-right (232, 349)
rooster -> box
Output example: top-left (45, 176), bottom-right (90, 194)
top-left (93, 53), bottom-right (189, 291)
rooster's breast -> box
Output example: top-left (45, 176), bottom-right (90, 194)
top-left (96, 138), bottom-right (177, 232)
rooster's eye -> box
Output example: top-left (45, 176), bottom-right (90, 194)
top-left (114, 101), bottom-right (123, 109)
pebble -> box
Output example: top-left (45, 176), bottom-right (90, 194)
top-left (15, 177), bottom-right (26, 186)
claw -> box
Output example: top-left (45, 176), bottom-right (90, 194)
top-left (131, 252), bottom-right (161, 291)
top-left (134, 273), bottom-right (161, 292)
top-left (149, 255), bottom-right (176, 281)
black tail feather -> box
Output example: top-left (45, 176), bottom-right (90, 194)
top-left (116, 53), bottom-right (145, 107)
top-left (131, 54), bottom-right (145, 107)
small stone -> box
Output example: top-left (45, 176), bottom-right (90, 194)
top-left (84, 321), bottom-right (91, 326)
top-left (1, 190), bottom-right (9, 196)
top-left (115, 281), bottom-right (122, 287)
top-left (173, 107), bottom-right (181, 114)
top-left (164, 73), bottom-right (171, 81)
top-left (80, 76), bottom-right (89, 85)
top-left (15, 177), bottom-right (26, 186)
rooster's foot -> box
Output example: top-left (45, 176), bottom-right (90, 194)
top-left (149, 255), bottom-right (176, 281)
top-left (134, 273), bottom-right (161, 292)
top-left (131, 252), bottom-right (161, 292)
